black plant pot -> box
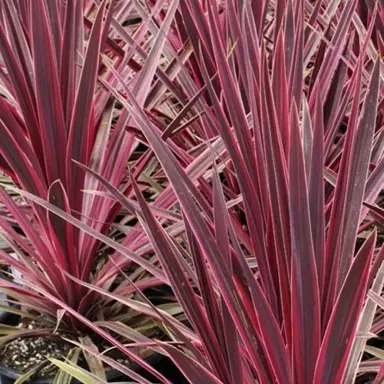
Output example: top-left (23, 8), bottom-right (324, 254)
top-left (0, 312), bottom-right (187, 383)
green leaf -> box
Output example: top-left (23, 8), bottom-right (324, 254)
top-left (49, 358), bottom-right (104, 384)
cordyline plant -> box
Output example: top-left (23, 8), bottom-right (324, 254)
top-left (1, 0), bottom-right (384, 383)
top-left (0, 0), bottom-right (191, 373)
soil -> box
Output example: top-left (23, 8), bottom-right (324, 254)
top-left (0, 329), bottom-right (72, 377)
top-left (0, 317), bottom-right (188, 383)
top-left (0, 318), bottom-right (130, 378)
